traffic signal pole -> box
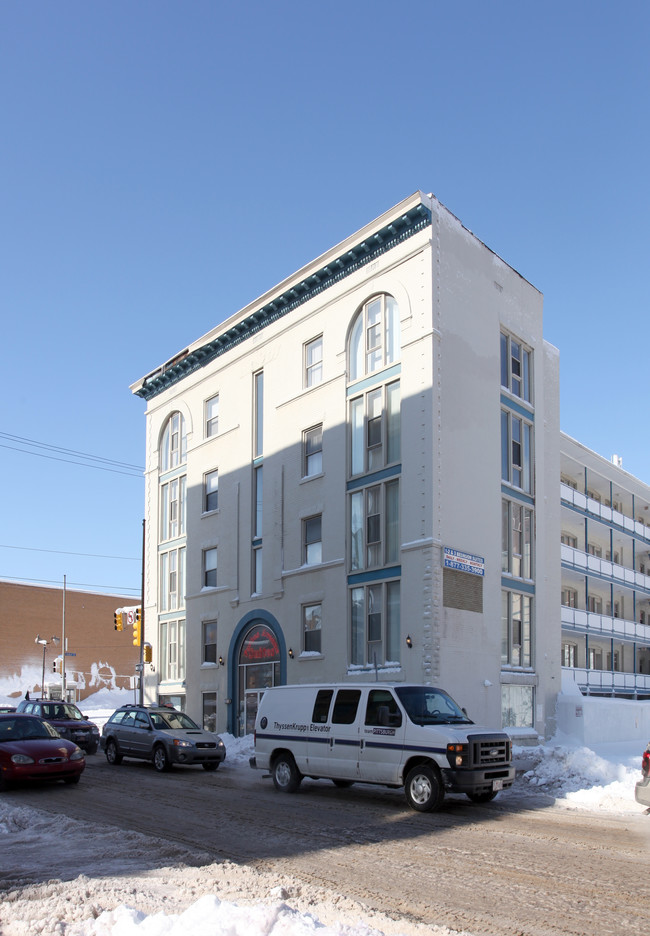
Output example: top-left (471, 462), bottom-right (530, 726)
top-left (139, 518), bottom-right (145, 705)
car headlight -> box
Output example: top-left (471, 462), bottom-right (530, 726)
top-left (217, 740), bottom-right (225, 749)
top-left (11, 753), bottom-right (34, 764)
top-left (173, 739), bottom-right (192, 748)
top-left (70, 748), bottom-right (85, 761)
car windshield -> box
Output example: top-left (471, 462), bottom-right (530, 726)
top-left (394, 686), bottom-right (473, 726)
top-left (0, 716), bottom-right (59, 741)
top-left (40, 703), bottom-right (84, 721)
top-left (151, 711), bottom-right (201, 731)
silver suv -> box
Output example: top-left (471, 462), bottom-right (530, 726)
top-left (100, 704), bottom-right (226, 772)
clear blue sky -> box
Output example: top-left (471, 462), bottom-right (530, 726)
top-left (2, 1), bottom-right (648, 597)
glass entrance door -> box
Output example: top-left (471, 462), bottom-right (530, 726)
top-left (238, 623), bottom-right (280, 735)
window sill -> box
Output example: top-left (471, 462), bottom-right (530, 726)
top-left (300, 472), bottom-right (324, 484)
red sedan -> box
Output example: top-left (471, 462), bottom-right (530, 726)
top-left (0, 713), bottom-right (85, 789)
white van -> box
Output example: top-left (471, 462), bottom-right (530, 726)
top-left (250, 683), bottom-right (515, 811)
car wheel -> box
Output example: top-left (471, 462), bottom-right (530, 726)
top-left (202, 762), bottom-right (219, 771)
top-left (64, 775), bottom-right (80, 784)
top-left (105, 739), bottom-right (123, 766)
top-left (404, 764), bottom-right (444, 812)
top-left (467, 790), bottom-right (498, 804)
top-left (272, 753), bottom-right (302, 793)
top-left (153, 744), bottom-right (172, 772)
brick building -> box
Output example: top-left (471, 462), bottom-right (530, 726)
top-left (0, 581), bottom-right (141, 703)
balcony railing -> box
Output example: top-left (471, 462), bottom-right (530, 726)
top-left (563, 666), bottom-right (650, 696)
top-left (561, 543), bottom-right (650, 592)
top-left (561, 483), bottom-right (650, 543)
top-left (561, 605), bottom-right (650, 643)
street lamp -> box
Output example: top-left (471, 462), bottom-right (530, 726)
top-left (35, 635), bottom-right (60, 698)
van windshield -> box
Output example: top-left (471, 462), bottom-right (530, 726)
top-left (394, 686), bottom-right (473, 726)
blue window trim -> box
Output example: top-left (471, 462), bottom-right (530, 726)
top-left (347, 364), bottom-right (401, 397)
top-left (347, 464), bottom-right (401, 492)
top-left (500, 393), bottom-right (534, 421)
top-left (501, 578), bottom-right (535, 596)
top-left (348, 566), bottom-right (402, 586)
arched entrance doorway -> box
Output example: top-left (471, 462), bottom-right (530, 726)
top-left (238, 621), bottom-right (281, 735)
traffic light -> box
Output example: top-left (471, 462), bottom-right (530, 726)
top-left (114, 611), bottom-right (123, 631)
top-left (52, 658), bottom-right (62, 674)
top-left (132, 618), bottom-right (142, 647)
top-left (143, 644), bottom-right (152, 663)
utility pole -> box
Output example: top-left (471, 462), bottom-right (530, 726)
top-left (62, 574), bottom-right (67, 700)
top-left (140, 519), bottom-right (145, 705)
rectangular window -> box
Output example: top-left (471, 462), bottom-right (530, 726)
top-left (254, 371), bottom-right (264, 457)
top-left (562, 643), bottom-right (577, 667)
top-left (501, 590), bottom-right (532, 667)
top-left (204, 469), bottom-right (219, 512)
top-left (204, 548), bottom-right (217, 588)
top-left (349, 480), bottom-right (399, 572)
top-left (349, 380), bottom-right (400, 476)
top-left (501, 410), bottom-right (533, 494)
top-left (303, 602), bottom-right (322, 654)
top-left (304, 336), bottom-right (323, 388)
top-left (349, 580), bottom-right (400, 667)
top-left (303, 424), bottom-right (323, 477)
top-left (303, 515), bottom-right (322, 565)
top-left (206, 394), bottom-right (219, 437)
top-left (252, 543), bottom-right (262, 594)
top-left (501, 684), bottom-right (534, 729)
top-left (203, 692), bottom-right (217, 732)
top-left (562, 588), bottom-right (578, 608)
top-left (500, 332), bottom-right (531, 403)
top-left (254, 465), bottom-right (263, 537)
top-left (159, 546), bottom-right (186, 612)
top-left (160, 618), bottom-right (185, 682)
top-left (561, 533), bottom-right (578, 548)
top-left (203, 620), bottom-right (217, 664)
top-left (332, 689), bottom-right (361, 725)
top-left (502, 499), bottom-right (533, 579)
top-left (160, 477), bottom-right (186, 541)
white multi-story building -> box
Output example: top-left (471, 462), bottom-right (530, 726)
top-left (131, 191), bottom-right (561, 739)
top-left (560, 434), bottom-right (650, 698)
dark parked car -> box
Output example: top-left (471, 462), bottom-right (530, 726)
top-left (100, 704), bottom-right (226, 772)
top-left (0, 713), bottom-right (85, 789)
top-left (16, 699), bottom-right (100, 754)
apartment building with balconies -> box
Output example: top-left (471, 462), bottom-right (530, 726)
top-left (560, 434), bottom-right (650, 699)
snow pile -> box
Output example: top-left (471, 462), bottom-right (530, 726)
top-left (516, 738), bottom-right (642, 812)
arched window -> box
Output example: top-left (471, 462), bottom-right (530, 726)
top-left (349, 294), bottom-right (400, 382)
top-left (160, 412), bottom-right (187, 472)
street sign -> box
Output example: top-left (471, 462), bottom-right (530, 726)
top-left (65, 652), bottom-right (76, 656)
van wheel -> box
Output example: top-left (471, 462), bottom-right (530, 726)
top-left (332, 779), bottom-right (353, 788)
top-left (272, 753), bottom-right (302, 793)
top-left (404, 764), bottom-right (444, 812)
top-left (467, 790), bottom-right (498, 804)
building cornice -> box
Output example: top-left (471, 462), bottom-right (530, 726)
top-left (134, 203), bottom-right (432, 401)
